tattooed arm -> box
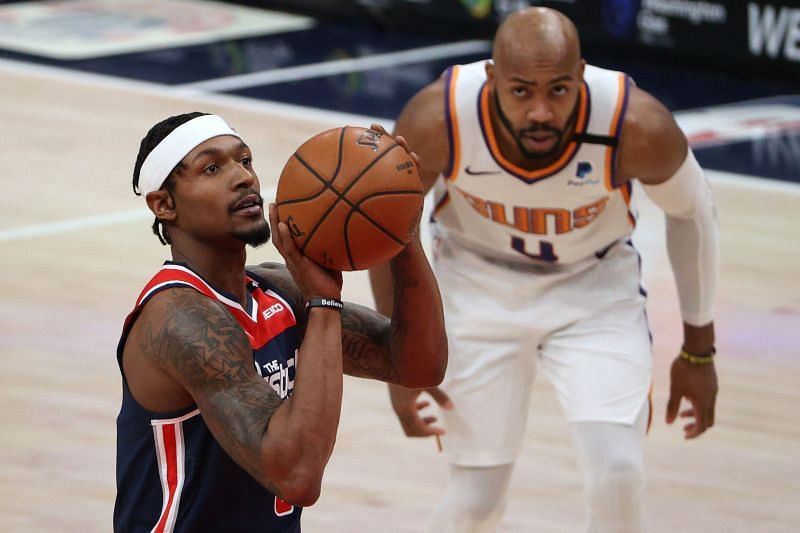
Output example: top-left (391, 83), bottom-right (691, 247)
top-left (253, 236), bottom-right (446, 387)
top-left (124, 283), bottom-right (342, 507)
top-left (342, 237), bottom-right (446, 386)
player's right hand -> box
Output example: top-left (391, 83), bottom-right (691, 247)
top-left (269, 203), bottom-right (343, 302)
top-left (388, 383), bottom-right (453, 437)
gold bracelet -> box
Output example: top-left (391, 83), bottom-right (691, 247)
top-left (679, 347), bottom-right (716, 365)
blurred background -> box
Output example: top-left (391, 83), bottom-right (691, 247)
top-left (1, 1), bottom-right (798, 532)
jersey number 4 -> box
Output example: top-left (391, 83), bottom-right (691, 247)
top-left (511, 236), bottom-right (558, 262)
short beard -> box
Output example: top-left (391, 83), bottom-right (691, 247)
top-left (235, 219), bottom-right (271, 247)
top-left (493, 90), bottom-right (566, 161)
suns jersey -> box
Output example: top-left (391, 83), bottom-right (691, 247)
top-left (114, 262), bottom-right (301, 533)
top-left (432, 60), bottom-right (636, 265)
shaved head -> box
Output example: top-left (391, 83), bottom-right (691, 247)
top-left (485, 7), bottom-right (586, 164)
top-left (492, 7), bottom-right (581, 71)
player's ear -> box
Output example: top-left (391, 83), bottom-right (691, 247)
top-left (485, 61), bottom-right (496, 92)
top-left (146, 189), bottom-right (177, 222)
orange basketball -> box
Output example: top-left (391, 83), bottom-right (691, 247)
top-left (275, 126), bottom-right (423, 271)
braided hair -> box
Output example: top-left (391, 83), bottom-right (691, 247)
top-left (132, 112), bottom-right (209, 245)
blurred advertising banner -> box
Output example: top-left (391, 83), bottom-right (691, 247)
top-left (252, 0), bottom-right (800, 80)
top-left (535, 0), bottom-right (800, 78)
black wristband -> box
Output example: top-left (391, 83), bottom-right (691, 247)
top-left (305, 297), bottom-right (344, 313)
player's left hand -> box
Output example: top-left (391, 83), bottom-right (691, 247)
top-left (269, 203), bottom-right (343, 302)
top-left (369, 123), bottom-right (421, 168)
top-left (666, 356), bottom-right (718, 439)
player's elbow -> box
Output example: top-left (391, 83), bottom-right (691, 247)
top-left (398, 339), bottom-right (448, 388)
top-left (258, 434), bottom-right (333, 507)
top-left (277, 476), bottom-right (323, 507)
top-left (269, 463), bottom-right (326, 507)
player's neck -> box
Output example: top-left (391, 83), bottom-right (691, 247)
top-left (170, 240), bottom-right (249, 305)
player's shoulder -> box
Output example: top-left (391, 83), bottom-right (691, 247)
top-left (617, 86), bottom-right (688, 182)
top-left (623, 86), bottom-right (680, 137)
top-left (395, 73), bottom-right (453, 182)
top-left (126, 285), bottom-right (244, 372)
top-left (402, 75), bottom-right (448, 121)
top-left (247, 262), bottom-right (304, 310)
top-left (138, 284), bottom-right (231, 325)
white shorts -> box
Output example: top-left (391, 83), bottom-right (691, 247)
top-left (433, 235), bottom-right (652, 467)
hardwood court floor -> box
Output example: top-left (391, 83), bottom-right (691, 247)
top-left (1, 60), bottom-right (798, 532)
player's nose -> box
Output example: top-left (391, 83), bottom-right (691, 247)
top-left (526, 98), bottom-right (553, 123)
top-left (232, 162), bottom-right (256, 189)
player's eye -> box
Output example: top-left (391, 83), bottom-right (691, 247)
top-left (203, 164), bottom-right (219, 174)
top-left (241, 156), bottom-right (252, 167)
top-left (512, 87), bottom-right (528, 98)
top-left (552, 85), bottom-right (568, 96)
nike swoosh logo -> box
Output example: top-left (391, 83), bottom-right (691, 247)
top-left (464, 165), bottom-right (502, 176)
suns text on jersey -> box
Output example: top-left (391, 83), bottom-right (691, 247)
top-left (457, 187), bottom-right (608, 234)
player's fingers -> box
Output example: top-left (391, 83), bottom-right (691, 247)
top-left (277, 222), bottom-right (300, 258)
top-left (689, 399), bottom-right (709, 438)
top-left (327, 269), bottom-right (343, 290)
top-left (400, 424), bottom-right (419, 437)
top-left (415, 400), bottom-right (431, 410)
top-left (398, 416), bottom-right (424, 436)
top-left (421, 416), bottom-right (439, 425)
top-left (370, 123), bottom-right (387, 135)
top-left (410, 423), bottom-right (439, 437)
top-left (427, 387), bottom-right (454, 410)
top-left (412, 419), bottom-right (443, 437)
top-left (665, 391), bottom-right (681, 424)
top-left (680, 408), bottom-right (695, 418)
top-left (408, 150), bottom-right (421, 167)
top-left (268, 204), bottom-right (283, 249)
top-left (268, 205), bottom-right (299, 263)
top-left (708, 398), bottom-right (716, 428)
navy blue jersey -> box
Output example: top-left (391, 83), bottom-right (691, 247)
top-left (114, 262), bottom-right (302, 532)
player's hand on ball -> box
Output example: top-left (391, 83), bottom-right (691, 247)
top-left (369, 123), bottom-right (423, 240)
top-left (389, 384), bottom-right (453, 438)
top-left (269, 203), bottom-right (342, 301)
top-left (370, 123), bottom-right (422, 170)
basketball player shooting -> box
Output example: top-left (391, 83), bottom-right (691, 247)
top-left (114, 112), bottom-right (447, 532)
top-left (369, 7), bottom-right (718, 532)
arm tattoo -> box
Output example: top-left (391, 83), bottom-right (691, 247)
top-left (390, 251), bottom-right (421, 306)
top-left (388, 256), bottom-right (420, 359)
top-left (139, 288), bottom-right (283, 494)
top-left (341, 303), bottom-right (397, 382)
top-left (250, 262), bottom-right (401, 382)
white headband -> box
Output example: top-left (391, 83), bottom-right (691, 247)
top-left (138, 114), bottom-right (241, 195)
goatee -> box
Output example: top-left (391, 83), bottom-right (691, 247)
top-left (236, 220), bottom-right (271, 248)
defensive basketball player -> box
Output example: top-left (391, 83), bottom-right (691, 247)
top-left (114, 113), bottom-right (446, 532)
top-left (369, 7), bottom-right (718, 532)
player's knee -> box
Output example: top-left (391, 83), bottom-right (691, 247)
top-left (583, 458), bottom-right (646, 533)
top-left (589, 456), bottom-right (644, 495)
top-left (431, 466), bottom-right (512, 532)
top-left (436, 493), bottom-right (506, 532)
top-left (463, 491), bottom-right (506, 526)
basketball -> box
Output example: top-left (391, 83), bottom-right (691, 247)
top-left (275, 126), bottom-right (424, 271)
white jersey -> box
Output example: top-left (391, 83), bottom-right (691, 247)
top-left (432, 60), bottom-right (636, 265)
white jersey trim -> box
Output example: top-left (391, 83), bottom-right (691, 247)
top-left (150, 419), bottom-right (187, 533)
